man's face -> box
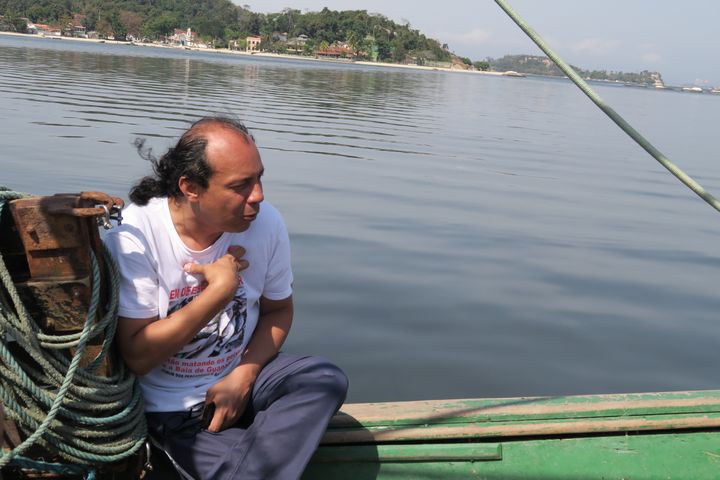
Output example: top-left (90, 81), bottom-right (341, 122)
top-left (194, 127), bottom-right (265, 234)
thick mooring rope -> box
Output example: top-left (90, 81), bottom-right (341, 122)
top-left (0, 187), bottom-right (146, 476)
top-left (494, 0), bottom-right (720, 213)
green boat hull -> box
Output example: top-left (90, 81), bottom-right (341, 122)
top-left (304, 390), bottom-right (720, 479)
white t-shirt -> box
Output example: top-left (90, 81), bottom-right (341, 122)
top-left (103, 197), bottom-right (293, 412)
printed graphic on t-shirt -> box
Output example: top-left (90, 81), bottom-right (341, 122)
top-left (161, 279), bottom-right (247, 378)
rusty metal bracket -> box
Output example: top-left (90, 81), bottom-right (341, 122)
top-left (45, 192), bottom-right (124, 230)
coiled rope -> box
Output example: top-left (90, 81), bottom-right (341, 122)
top-left (494, 0), bottom-right (720, 213)
top-left (0, 187), bottom-right (146, 477)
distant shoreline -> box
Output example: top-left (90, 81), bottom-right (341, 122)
top-left (5, 32), bottom-right (717, 93)
top-left (0, 31), bottom-right (505, 76)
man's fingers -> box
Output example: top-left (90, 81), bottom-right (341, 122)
top-left (236, 259), bottom-right (249, 271)
top-left (227, 245), bottom-right (246, 259)
top-left (226, 246), bottom-right (249, 273)
top-left (204, 400), bottom-right (223, 432)
top-left (221, 254), bottom-right (249, 272)
top-left (183, 262), bottom-right (203, 275)
top-left (206, 406), bottom-right (238, 433)
top-left (207, 413), bottom-right (223, 433)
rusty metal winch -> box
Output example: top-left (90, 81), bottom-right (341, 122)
top-left (3, 192), bottom-right (123, 336)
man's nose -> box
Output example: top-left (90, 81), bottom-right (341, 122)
top-left (249, 181), bottom-right (264, 204)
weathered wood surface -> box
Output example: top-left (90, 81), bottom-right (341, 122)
top-left (305, 391), bottom-right (720, 479)
top-left (323, 390), bottom-right (720, 443)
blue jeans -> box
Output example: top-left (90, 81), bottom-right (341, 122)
top-left (146, 354), bottom-right (348, 480)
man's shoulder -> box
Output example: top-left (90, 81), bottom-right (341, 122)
top-left (226, 202), bottom-right (286, 246)
top-left (251, 202), bottom-right (287, 235)
top-left (258, 201), bottom-right (283, 222)
top-left (104, 198), bottom-right (167, 247)
top-left (120, 197), bottom-right (165, 223)
top-left (112, 198), bottom-right (165, 232)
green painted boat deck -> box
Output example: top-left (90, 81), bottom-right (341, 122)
top-left (304, 390), bottom-right (720, 479)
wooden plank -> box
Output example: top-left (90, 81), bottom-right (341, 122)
top-left (329, 390), bottom-right (720, 427)
top-left (323, 412), bottom-right (720, 444)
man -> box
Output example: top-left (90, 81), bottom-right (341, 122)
top-left (104, 116), bottom-right (348, 480)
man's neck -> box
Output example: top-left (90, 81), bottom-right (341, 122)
top-left (167, 197), bottom-right (222, 251)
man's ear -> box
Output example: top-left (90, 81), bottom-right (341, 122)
top-left (178, 176), bottom-right (202, 202)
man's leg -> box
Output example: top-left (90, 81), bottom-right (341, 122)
top-left (148, 354), bottom-right (348, 480)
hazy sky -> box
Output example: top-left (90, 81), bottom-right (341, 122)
top-left (241, 0), bottom-right (719, 86)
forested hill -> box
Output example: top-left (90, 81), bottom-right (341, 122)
top-left (0, 0), bottom-right (452, 63)
top-left (489, 54), bottom-right (664, 85)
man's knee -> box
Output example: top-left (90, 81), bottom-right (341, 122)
top-left (295, 356), bottom-right (349, 405)
top-left (317, 359), bottom-right (349, 404)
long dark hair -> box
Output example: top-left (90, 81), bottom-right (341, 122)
top-left (129, 116), bottom-right (252, 205)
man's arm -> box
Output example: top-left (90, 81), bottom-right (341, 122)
top-left (115, 247), bottom-right (247, 375)
top-left (204, 295), bottom-right (293, 432)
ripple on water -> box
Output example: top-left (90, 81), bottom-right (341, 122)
top-left (3, 37), bottom-right (720, 401)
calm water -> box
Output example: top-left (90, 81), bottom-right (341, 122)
top-left (2, 35), bottom-right (720, 402)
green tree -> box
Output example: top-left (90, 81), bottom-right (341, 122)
top-left (473, 60), bottom-right (490, 71)
top-left (82, 10), bottom-right (98, 31)
top-left (375, 38), bottom-right (392, 60)
top-left (142, 13), bottom-right (177, 40)
top-left (58, 12), bottom-right (73, 35)
top-left (3, 12), bottom-right (27, 32)
top-left (391, 38), bottom-right (406, 62)
top-left (193, 16), bottom-right (225, 40)
top-left (302, 38), bottom-right (317, 56)
top-left (119, 10), bottom-right (143, 38)
top-left (278, 8), bottom-right (301, 36)
top-left (346, 30), bottom-right (365, 58)
top-left (104, 10), bottom-right (127, 40)
top-left (95, 18), bottom-right (112, 38)
top-left (238, 8), bottom-right (262, 36)
top-left (21, 1), bottom-right (69, 23)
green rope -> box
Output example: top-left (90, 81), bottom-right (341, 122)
top-left (494, 0), bottom-right (720, 213)
top-left (0, 188), bottom-right (147, 473)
